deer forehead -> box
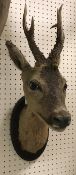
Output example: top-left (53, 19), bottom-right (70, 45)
top-left (22, 64), bottom-right (47, 84)
top-left (40, 65), bottom-right (66, 86)
top-left (22, 64), bottom-right (65, 89)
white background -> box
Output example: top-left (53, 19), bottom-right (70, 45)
top-left (0, 0), bottom-right (76, 175)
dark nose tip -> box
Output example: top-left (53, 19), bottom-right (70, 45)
top-left (52, 115), bottom-right (71, 128)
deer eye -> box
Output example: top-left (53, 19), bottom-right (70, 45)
top-left (63, 83), bottom-right (67, 91)
top-left (29, 80), bottom-right (42, 91)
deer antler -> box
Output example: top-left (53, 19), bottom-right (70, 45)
top-left (47, 5), bottom-right (65, 67)
top-left (23, 4), bottom-right (45, 65)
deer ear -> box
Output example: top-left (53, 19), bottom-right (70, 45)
top-left (6, 41), bottom-right (31, 71)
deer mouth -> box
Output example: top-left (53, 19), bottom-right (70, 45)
top-left (50, 125), bottom-right (66, 132)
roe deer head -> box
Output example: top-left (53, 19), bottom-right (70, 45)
top-left (6, 4), bottom-right (71, 131)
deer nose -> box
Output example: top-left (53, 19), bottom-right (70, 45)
top-left (48, 110), bottom-right (71, 129)
top-left (52, 115), bottom-right (71, 128)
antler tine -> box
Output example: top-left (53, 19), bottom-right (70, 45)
top-left (23, 4), bottom-right (34, 37)
top-left (23, 4), bottom-right (45, 65)
top-left (47, 5), bottom-right (65, 67)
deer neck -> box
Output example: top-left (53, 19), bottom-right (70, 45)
top-left (19, 105), bottom-right (49, 154)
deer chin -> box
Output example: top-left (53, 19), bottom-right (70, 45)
top-left (51, 125), bottom-right (66, 132)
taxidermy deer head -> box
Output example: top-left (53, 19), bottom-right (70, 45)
top-left (6, 4), bottom-right (71, 131)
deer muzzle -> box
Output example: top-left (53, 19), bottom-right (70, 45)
top-left (47, 110), bottom-right (71, 130)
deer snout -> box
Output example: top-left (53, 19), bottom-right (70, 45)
top-left (52, 115), bottom-right (71, 128)
top-left (48, 110), bottom-right (71, 129)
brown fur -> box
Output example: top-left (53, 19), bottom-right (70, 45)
top-left (19, 106), bottom-right (48, 153)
